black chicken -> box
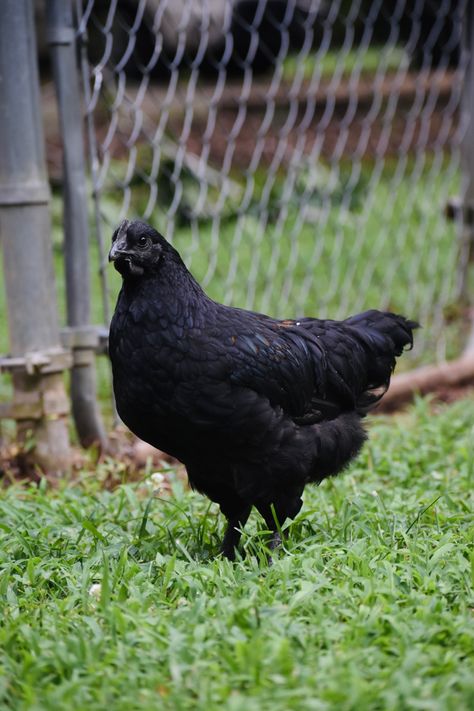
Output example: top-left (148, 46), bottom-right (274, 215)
top-left (109, 219), bottom-right (418, 559)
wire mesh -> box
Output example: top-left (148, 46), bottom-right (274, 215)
top-left (75, 0), bottom-right (468, 364)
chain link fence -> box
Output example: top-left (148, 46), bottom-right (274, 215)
top-left (73, 0), bottom-right (469, 366)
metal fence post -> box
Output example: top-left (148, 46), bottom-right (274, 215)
top-left (461, 2), bottom-right (474, 353)
top-left (46, 0), bottom-right (107, 449)
top-left (0, 0), bottom-right (71, 471)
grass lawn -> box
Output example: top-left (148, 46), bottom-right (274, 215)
top-left (0, 396), bottom-right (473, 710)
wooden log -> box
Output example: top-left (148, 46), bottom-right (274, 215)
top-left (379, 355), bottom-right (474, 411)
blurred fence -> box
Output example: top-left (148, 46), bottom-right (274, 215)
top-left (0, 0), bottom-right (472, 461)
top-left (74, 0), bottom-right (469, 364)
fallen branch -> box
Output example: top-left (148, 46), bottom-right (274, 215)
top-left (379, 354), bottom-right (474, 411)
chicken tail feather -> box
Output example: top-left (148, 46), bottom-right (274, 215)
top-left (343, 310), bottom-right (420, 412)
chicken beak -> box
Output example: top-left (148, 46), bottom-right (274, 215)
top-left (109, 219), bottom-right (130, 262)
top-left (108, 241), bottom-right (126, 262)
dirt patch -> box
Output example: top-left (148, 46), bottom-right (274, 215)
top-left (43, 69), bottom-right (461, 179)
top-left (167, 70), bottom-right (460, 169)
top-left (0, 427), bottom-right (183, 490)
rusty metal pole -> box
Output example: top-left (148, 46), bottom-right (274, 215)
top-left (0, 0), bottom-right (71, 472)
top-left (46, 0), bottom-right (107, 449)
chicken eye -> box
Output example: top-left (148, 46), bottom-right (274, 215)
top-left (137, 236), bottom-right (149, 248)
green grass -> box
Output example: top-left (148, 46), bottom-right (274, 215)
top-left (1, 397), bottom-right (473, 710)
top-left (282, 45), bottom-right (408, 83)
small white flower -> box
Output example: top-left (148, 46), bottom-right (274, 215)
top-left (371, 490), bottom-right (378, 497)
top-left (149, 472), bottom-right (165, 494)
top-left (89, 583), bottom-right (102, 598)
top-left (150, 472), bottom-right (165, 487)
